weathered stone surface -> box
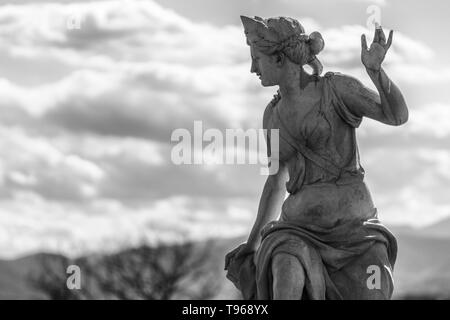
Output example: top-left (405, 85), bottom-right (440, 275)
top-left (225, 15), bottom-right (409, 300)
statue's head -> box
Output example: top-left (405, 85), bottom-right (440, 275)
top-left (240, 15), bottom-right (325, 87)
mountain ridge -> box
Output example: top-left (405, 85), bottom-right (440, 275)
top-left (0, 219), bottom-right (449, 299)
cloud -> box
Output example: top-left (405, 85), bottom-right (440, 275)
top-left (0, 127), bottom-right (105, 202)
top-left (319, 24), bottom-right (440, 86)
top-left (0, 0), bottom-right (449, 258)
top-left (40, 64), bottom-right (262, 141)
top-left (352, 0), bottom-right (386, 5)
top-left (0, 192), bottom-right (254, 258)
top-left (364, 147), bottom-right (450, 227)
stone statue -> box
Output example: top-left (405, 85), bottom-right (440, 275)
top-left (224, 16), bottom-right (408, 300)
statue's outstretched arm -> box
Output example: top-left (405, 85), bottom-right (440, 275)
top-left (333, 27), bottom-right (409, 126)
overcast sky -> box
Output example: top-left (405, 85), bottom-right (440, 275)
top-left (0, 0), bottom-right (449, 258)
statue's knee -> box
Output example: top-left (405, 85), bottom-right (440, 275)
top-left (272, 253), bottom-right (304, 278)
top-left (272, 253), bottom-right (289, 269)
top-left (272, 253), bottom-right (305, 299)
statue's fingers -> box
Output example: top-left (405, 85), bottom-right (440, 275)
top-left (386, 30), bottom-right (393, 50)
top-left (378, 26), bottom-right (386, 45)
top-left (361, 34), bottom-right (368, 51)
top-left (373, 26), bottom-right (379, 43)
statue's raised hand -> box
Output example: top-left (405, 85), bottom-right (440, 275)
top-left (361, 26), bottom-right (393, 71)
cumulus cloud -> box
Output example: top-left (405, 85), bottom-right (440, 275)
top-left (363, 147), bottom-right (450, 226)
top-left (0, 127), bottom-right (105, 201)
top-left (0, 0), bottom-right (449, 257)
top-left (0, 193), bottom-right (255, 258)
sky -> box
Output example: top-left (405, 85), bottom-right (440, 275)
top-left (0, 0), bottom-right (449, 258)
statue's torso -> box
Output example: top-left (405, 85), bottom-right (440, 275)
top-left (265, 73), bottom-right (376, 228)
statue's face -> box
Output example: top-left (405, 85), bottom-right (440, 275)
top-left (250, 46), bottom-right (281, 87)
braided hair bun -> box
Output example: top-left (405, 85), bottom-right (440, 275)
top-left (308, 31), bottom-right (324, 56)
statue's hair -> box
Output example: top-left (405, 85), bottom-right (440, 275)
top-left (240, 15), bottom-right (325, 75)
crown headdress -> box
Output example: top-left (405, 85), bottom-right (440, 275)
top-left (240, 15), bottom-right (324, 75)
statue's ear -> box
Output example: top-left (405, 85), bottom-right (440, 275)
top-left (274, 52), bottom-right (285, 67)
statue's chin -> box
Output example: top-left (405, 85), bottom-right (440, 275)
top-left (259, 75), bottom-right (279, 87)
top-left (260, 80), bottom-right (276, 87)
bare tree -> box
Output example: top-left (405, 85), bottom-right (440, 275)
top-left (88, 241), bottom-right (221, 299)
top-left (29, 241), bottom-right (222, 300)
top-left (28, 254), bottom-right (87, 300)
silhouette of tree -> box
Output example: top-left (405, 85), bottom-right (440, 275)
top-left (29, 241), bottom-right (221, 300)
top-left (29, 254), bottom-right (88, 300)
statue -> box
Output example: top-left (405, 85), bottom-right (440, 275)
top-left (224, 16), bottom-right (408, 300)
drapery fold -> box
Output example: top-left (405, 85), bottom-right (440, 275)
top-left (226, 215), bottom-right (397, 300)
